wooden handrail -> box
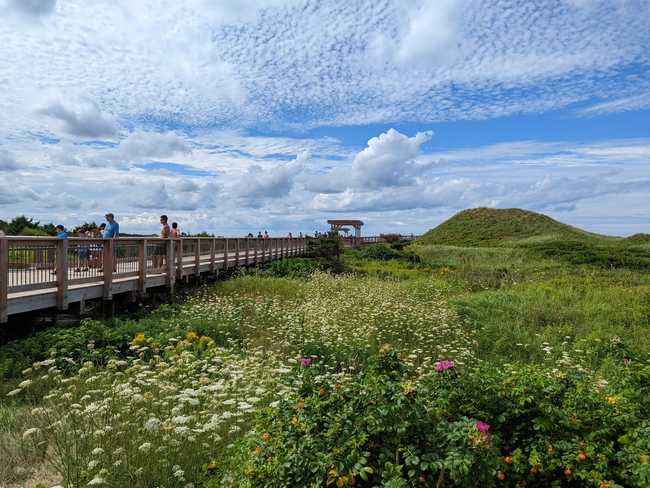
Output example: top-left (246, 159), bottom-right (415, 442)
top-left (0, 234), bottom-right (415, 323)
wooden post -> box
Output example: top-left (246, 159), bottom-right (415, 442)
top-left (166, 239), bottom-right (175, 291)
top-left (254, 239), bottom-right (259, 264)
top-left (194, 238), bottom-right (200, 275)
top-left (223, 238), bottom-right (229, 270)
top-left (262, 238), bottom-right (266, 262)
top-left (176, 239), bottom-right (183, 279)
top-left (103, 239), bottom-right (114, 300)
top-left (235, 238), bottom-right (240, 267)
top-left (210, 238), bottom-right (216, 273)
top-left (0, 238), bottom-right (8, 323)
top-left (138, 239), bottom-right (147, 295)
top-left (56, 239), bottom-right (69, 310)
top-left (245, 238), bottom-right (250, 266)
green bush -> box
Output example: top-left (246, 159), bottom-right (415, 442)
top-left (251, 257), bottom-right (323, 278)
top-left (307, 233), bottom-right (344, 272)
top-left (527, 240), bottom-right (650, 270)
top-left (220, 351), bottom-right (650, 487)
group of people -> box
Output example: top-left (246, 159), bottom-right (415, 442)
top-left (246, 231), bottom-right (304, 239)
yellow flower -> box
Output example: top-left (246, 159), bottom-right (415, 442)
top-left (606, 395), bottom-right (619, 405)
top-left (185, 331), bottom-right (200, 342)
top-left (132, 333), bottom-right (146, 346)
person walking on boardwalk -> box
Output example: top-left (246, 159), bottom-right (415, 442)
top-left (171, 222), bottom-right (180, 238)
top-left (154, 214), bottom-right (171, 269)
top-left (51, 225), bottom-right (67, 275)
top-left (263, 230), bottom-right (269, 239)
top-left (55, 225), bottom-right (67, 239)
top-left (103, 213), bottom-right (119, 239)
top-left (257, 231), bottom-right (263, 239)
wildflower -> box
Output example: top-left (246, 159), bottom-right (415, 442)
top-left (22, 427), bottom-right (40, 440)
top-left (132, 333), bottom-right (146, 347)
top-left (434, 359), bottom-right (455, 372)
top-left (91, 447), bottom-right (105, 456)
top-left (300, 357), bottom-right (312, 367)
top-left (139, 442), bottom-right (152, 452)
top-left (7, 388), bottom-right (22, 397)
top-left (18, 379), bottom-right (33, 389)
top-left (379, 343), bottom-right (392, 354)
top-left (476, 421), bottom-right (490, 433)
top-left (145, 417), bottom-right (161, 432)
top-left (262, 432), bottom-right (271, 442)
top-left (606, 395), bottom-right (619, 405)
top-left (87, 476), bottom-right (105, 485)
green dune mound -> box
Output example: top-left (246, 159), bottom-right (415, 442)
top-left (418, 207), bottom-right (616, 247)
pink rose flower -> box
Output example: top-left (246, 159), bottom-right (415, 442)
top-left (434, 359), bottom-right (455, 372)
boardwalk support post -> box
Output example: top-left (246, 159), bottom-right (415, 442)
top-left (194, 238), bottom-right (200, 276)
top-left (0, 238), bottom-right (8, 323)
top-left (56, 238), bottom-right (69, 311)
top-left (224, 238), bottom-right (229, 270)
top-left (167, 239), bottom-right (175, 295)
top-left (176, 240), bottom-right (183, 279)
top-left (210, 238), bottom-right (216, 274)
top-left (138, 239), bottom-right (147, 295)
top-left (103, 239), bottom-right (114, 300)
top-left (235, 238), bottom-right (240, 267)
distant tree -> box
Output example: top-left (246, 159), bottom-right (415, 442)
top-left (73, 222), bottom-right (99, 234)
top-left (191, 231), bottom-right (214, 237)
top-left (307, 231), bottom-right (343, 273)
top-left (20, 227), bottom-right (50, 236)
top-left (1, 215), bottom-right (57, 236)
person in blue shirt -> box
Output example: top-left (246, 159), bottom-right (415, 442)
top-left (103, 213), bottom-right (119, 239)
top-left (55, 225), bottom-right (67, 239)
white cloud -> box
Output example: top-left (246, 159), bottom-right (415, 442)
top-left (352, 129), bottom-right (433, 189)
top-left (1, 0), bottom-right (56, 19)
top-left (395, 0), bottom-right (460, 66)
top-left (0, 148), bottom-right (21, 171)
top-left (237, 151), bottom-right (309, 199)
top-left (579, 93), bottom-right (650, 116)
top-left (38, 99), bottom-right (118, 138)
top-left (119, 131), bottom-right (190, 160)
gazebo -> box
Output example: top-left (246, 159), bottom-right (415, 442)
top-left (327, 219), bottom-right (364, 246)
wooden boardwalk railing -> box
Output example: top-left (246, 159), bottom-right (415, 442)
top-left (0, 236), bottom-right (307, 323)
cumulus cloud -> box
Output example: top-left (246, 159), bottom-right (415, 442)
top-left (132, 182), bottom-right (201, 211)
top-left (0, 148), bottom-right (21, 171)
top-left (352, 129), bottom-right (433, 189)
top-left (395, 0), bottom-right (460, 66)
top-left (39, 99), bottom-right (118, 138)
top-left (237, 151), bottom-right (309, 200)
top-left (119, 131), bottom-right (190, 160)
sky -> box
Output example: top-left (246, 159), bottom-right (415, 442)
top-left (0, 0), bottom-right (649, 236)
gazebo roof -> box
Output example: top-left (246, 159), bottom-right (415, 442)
top-left (327, 219), bottom-right (364, 226)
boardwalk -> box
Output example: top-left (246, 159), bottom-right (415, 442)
top-left (0, 234), bottom-right (418, 322)
top-left (0, 236), bottom-right (306, 322)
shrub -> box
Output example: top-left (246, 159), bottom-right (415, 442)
top-left (221, 351), bottom-right (650, 487)
top-left (251, 257), bottom-right (323, 278)
top-left (307, 233), bottom-right (344, 272)
top-left (359, 244), bottom-right (402, 261)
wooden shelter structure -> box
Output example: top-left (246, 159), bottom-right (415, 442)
top-left (327, 219), bottom-right (364, 238)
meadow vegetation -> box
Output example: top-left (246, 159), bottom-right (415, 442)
top-left (1, 210), bottom-right (650, 487)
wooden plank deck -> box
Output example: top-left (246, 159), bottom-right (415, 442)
top-left (1, 237), bottom-right (306, 322)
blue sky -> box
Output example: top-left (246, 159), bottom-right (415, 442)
top-left (0, 0), bottom-right (649, 236)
